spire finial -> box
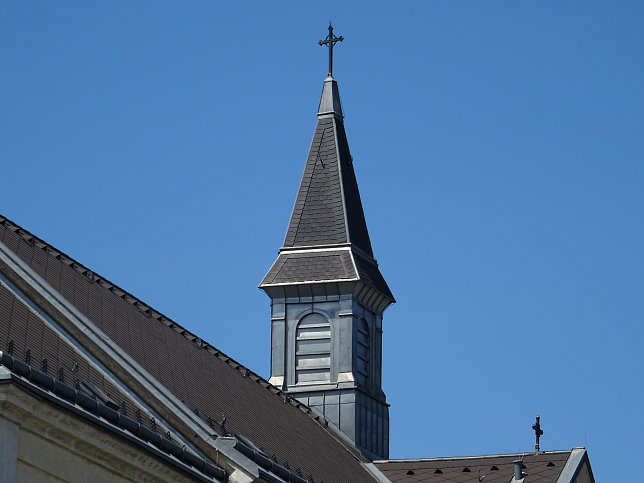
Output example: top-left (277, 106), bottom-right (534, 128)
top-left (532, 415), bottom-right (544, 453)
top-left (318, 23), bottom-right (343, 76)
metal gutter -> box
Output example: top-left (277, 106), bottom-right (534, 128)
top-left (234, 437), bottom-right (309, 483)
top-left (0, 351), bottom-right (226, 482)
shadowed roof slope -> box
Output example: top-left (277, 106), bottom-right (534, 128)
top-left (0, 214), bottom-right (376, 482)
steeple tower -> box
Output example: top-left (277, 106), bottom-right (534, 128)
top-left (260, 27), bottom-right (394, 460)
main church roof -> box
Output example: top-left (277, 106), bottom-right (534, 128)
top-left (0, 214), bottom-right (376, 482)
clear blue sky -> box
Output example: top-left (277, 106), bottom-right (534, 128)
top-left (2, 2), bottom-right (643, 480)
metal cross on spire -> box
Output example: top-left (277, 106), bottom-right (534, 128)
top-left (318, 23), bottom-right (343, 76)
top-left (532, 415), bottom-right (544, 453)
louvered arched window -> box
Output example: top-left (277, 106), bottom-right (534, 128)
top-left (295, 313), bottom-right (331, 384)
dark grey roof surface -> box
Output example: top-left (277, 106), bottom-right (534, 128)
top-left (375, 451), bottom-right (573, 483)
top-left (261, 249), bottom-right (394, 302)
top-left (0, 281), bottom-right (143, 421)
top-left (284, 117), bottom-right (350, 248)
top-left (263, 250), bottom-right (356, 285)
top-left (283, 115), bottom-right (374, 257)
top-left (334, 112), bottom-right (374, 255)
top-left (266, 76), bottom-right (394, 301)
top-left (0, 214), bottom-right (376, 483)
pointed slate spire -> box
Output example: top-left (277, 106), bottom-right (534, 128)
top-left (261, 73), bottom-right (393, 302)
top-left (281, 76), bottom-right (373, 255)
top-left (260, 30), bottom-right (393, 460)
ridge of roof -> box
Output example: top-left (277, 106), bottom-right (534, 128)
top-left (0, 213), bottom-right (368, 464)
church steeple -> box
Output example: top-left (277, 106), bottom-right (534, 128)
top-left (260, 27), bottom-right (393, 460)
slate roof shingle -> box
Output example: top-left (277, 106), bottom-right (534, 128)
top-left (283, 113), bottom-right (375, 257)
top-left (374, 451), bottom-right (574, 483)
top-left (262, 250), bottom-right (356, 285)
top-left (263, 76), bottom-right (393, 302)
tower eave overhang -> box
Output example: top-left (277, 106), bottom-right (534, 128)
top-left (259, 248), bottom-right (395, 306)
top-left (259, 279), bottom-right (394, 314)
